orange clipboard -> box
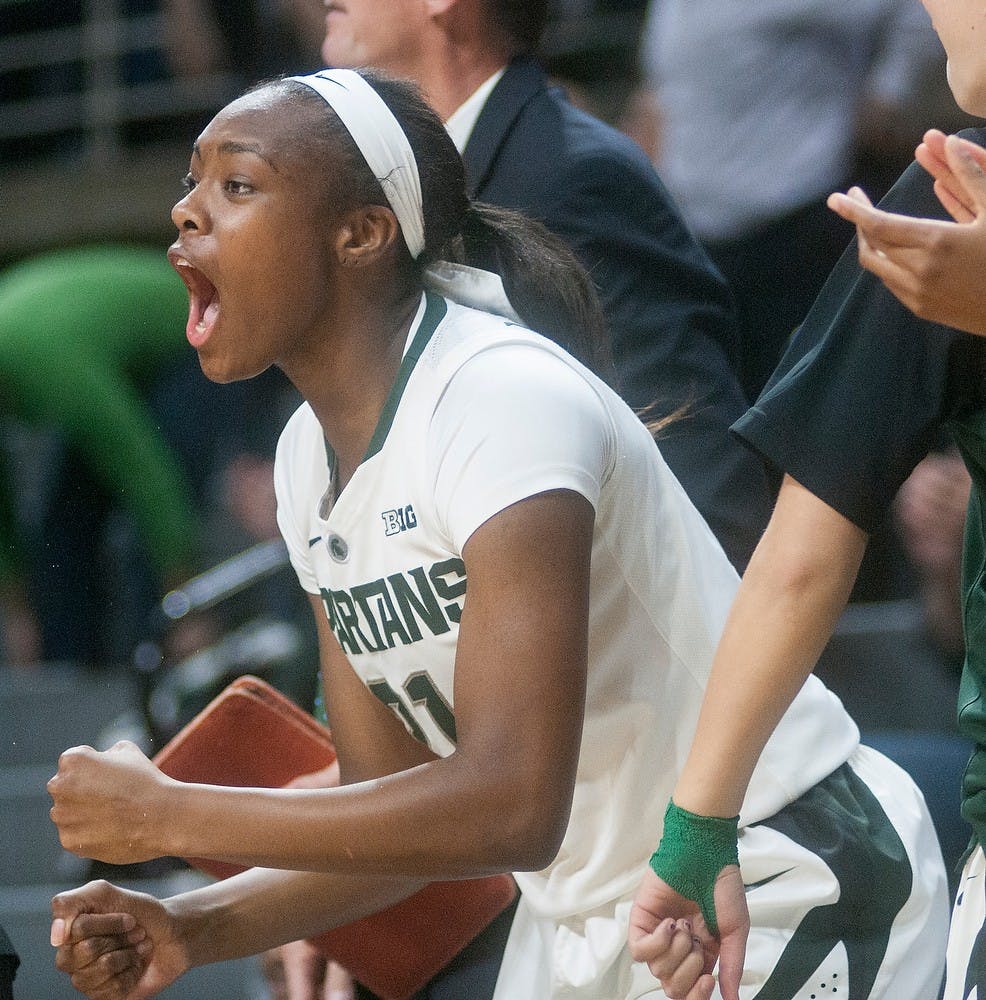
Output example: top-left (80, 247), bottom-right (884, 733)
top-left (153, 675), bottom-right (517, 999)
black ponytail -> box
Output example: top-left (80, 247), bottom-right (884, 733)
top-left (456, 202), bottom-right (613, 382)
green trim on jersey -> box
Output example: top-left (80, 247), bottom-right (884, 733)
top-left (323, 292), bottom-right (447, 477)
top-left (751, 762), bottom-right (911, 999)
top-left (948, 408), bottom-right (986, 849)
top-left (365, 292), bottom-right (448, 462)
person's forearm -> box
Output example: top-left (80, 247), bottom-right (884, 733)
top-left (168, 867), bottom-right (426, 969)
top-left (160, 752), bottom-right (547, 877)
top-left (673, 476), bottom-right (868, 817)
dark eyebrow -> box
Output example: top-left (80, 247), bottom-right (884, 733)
top-left (190, 140), bottom-right (279, 171)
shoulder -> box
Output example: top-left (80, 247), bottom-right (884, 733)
top-left (274, 402), bottom-right (323, 487)
top-left (732, 191), bottom-right (984, 530)
top-left (514, 87), bottom-right (655, 181)
top-left (424, 306), bottom-right (614, 439)
top-left (426, 324), bottom-right (622, 549)
top-left (957, 127), bottom-right (986, 146)
top-left (427, 303), bottom-right (591, 392)
top-left (475, 64), bottom-right (661, 199)
top-left (876, 136), bottom-right (986, 221)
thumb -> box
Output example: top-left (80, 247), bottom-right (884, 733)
top-left (715, 926), bottom-right (746, 1000)
top-left (49, 917), bottom-right (70, 948)
top-left (50, 896), bottom-right (77, 947)
top-left (944, 134), bottom-right (986, 214)
top-left (710, 867), bottom-right (748, 1000)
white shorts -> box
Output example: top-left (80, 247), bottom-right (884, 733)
top-left (943, 843), bottom-right (985, 1000)
top-left (492, 745), bottom-right (949, 1000)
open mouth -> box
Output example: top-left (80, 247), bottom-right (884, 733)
top-left (168, 251), bottom-right (220, 348)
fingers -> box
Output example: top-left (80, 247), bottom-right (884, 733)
top-left (916, 129), bottom-right (951, 185)
top-left (54, 924), bottom-right (150, 999)
top-left (51, 881), bottom-right (141, 947)
top-left (943, 134), bottom-right (986, 213)
top-left (54, 924), bottom-right (147, 972)
top-left (916, 133), bottom-right (972, 221)
top-left (829, 187), bottom-right (941, 250)
top-left (708, 866), bottom-right (749, 1000)
top-left (932, 178), bottom-right (975, 224)
top-left (943, 133), bottom-right (986, 172)
top-left (52, 895), bottom-right (150, 1000)
top-left (630, 917), bottom-right (715, 1000)
top-left (47, 745), bottom-right (96, 799)
top-left (827, 190), bottom-right (932, 304)
top-left (917, 131), bottom-right (986, 223)
top-left (828, 186), bottom-right (955, 311)
top-left (827, 188), bottom-right (877, 229)
top-left (62, 941), bottom-right (148, 1000)
top-left (52, 912), bottom-right (137, 948)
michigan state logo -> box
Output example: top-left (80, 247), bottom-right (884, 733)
top-left (381, 504), bottom-right (417, 536)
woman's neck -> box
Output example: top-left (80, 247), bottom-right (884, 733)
top-left (285, 285), bottom-right (422, 491)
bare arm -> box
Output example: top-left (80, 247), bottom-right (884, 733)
top-left (672, 475), bottom-right (868, 815)
top-left (629, 475), bottom-right (868, 1000)
top-left (50, 863), bottom-right (428, 1000)
top-left (49, 490), bottom-right (592, 879)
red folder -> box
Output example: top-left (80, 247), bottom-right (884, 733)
top-left (153, 675), bottom-right (517, 1000)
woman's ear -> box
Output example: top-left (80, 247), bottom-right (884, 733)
top-left (334, 205), bottom-right (402, 267)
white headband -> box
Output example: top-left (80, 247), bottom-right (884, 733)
top-left (286, 69), bottom-right (520, 324)
top-left (288, 68), bottom-right (425, 258)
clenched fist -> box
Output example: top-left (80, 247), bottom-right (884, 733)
top-left (48, 741), bottom-right (177, 865)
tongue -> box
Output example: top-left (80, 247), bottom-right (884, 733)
top-left (187, 293), bottom-right (220, 348)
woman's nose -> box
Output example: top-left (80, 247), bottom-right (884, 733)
top-left (171, 191), bottom-right (202, 231)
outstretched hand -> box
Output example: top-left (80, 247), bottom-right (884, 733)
top-left (628, 865), bottom-right (748, 1000)
top-left (826, 131), bottom-right (986, 335)
top-left (51, 880), bottom-right (187, 999)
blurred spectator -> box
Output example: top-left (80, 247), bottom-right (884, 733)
top-left (894, 448), bottom-right (972, 666)
top-left (624, 0), bottom-right (942, 401)
top-left (160, 0), bottom-right (322, 83)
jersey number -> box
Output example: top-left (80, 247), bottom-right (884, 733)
top-left (368, 671), bottom-right (457, 745)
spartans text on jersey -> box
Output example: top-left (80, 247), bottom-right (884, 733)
top-left (319, 557), bottom-right (466, 655)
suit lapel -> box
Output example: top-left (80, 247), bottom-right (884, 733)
top-left (461, 57), bottom-right (547, 199)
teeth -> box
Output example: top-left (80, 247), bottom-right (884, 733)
top-left (174, 257), bottom-right (191, 268)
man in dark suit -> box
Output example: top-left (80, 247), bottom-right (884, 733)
top-left (318, 0), bottom-right (770, 575)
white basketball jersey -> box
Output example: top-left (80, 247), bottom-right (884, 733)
top-left (275, 292), bottom-right (858, 919)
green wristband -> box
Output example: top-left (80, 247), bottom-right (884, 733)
top-left (648, 799), bottom-right (739, 937)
